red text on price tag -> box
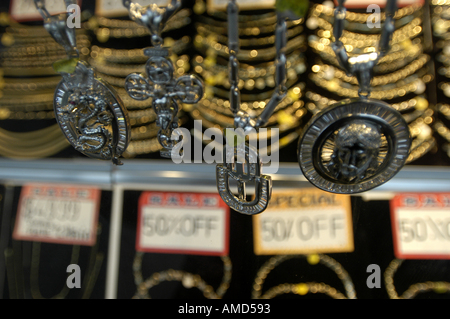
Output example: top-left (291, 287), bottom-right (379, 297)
top-left (13, 183), bottom-right (101, 246)
top-left (391, 193), bottom-right (450, 259)
top-left (136, 192), bottom-right (230, 256)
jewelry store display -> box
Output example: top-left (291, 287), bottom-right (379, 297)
top-left (384, 259), bottom-right (450, 299)
top-left (122, 0), bottom-right (203, 159)
top-left (3, 0), bottom-right (450, 301)
top-left (34, 0), bottom-right (131, 165)
top-left (298, 0), bottom-right (412, 194)
top-left (132, 252), bottom-right (231, 299)
top-left (251, 254), bottom-right (356, 299)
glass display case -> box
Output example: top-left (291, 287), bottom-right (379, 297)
top-left (1, 0), bottom-right (450, 301)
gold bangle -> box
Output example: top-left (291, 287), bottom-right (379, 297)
top-left (305, 91), bottom-right (430, 115)
top-left (311, 54), bottom-right (430, 87)
top-left (310, 2), bottom-right (423, 24)
top-left (308, 72), bottom-right (432, 100)
top-left (251, 254), bottom-right (356, 299)
top-left (194, 33), bottom-right (306, 62)
top-left (384, 259), bottom-right (450, 299)
top-left (0, 124), bottom-right (70, 159)
top-left (308, 37), bottom-right (424, 73)
top-left (132, 252), bottom-right (232, 299)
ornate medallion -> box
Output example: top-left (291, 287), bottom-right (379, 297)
top-left (54, 61), bottom-right (130, 164)
top-left (298, 98), bottom-right (410, 194)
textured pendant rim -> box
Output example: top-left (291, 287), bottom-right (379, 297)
top-left (53, 74), bottom-right (131, 161)
top-left (297, 98), bottom-right (411, 194)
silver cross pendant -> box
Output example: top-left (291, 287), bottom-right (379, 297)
top-left (124, 47), bottom-right (203, 159)
top-left (122, 0), bottom-right (204, 159)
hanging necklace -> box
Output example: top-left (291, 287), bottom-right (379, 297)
top-left (122, 0), bottom-right (204, 159)
top-left (297, 0), bottom-right (411, 194)
top-left (34, 0), bottom-right (131, 165)
top-left (216, 0), bottom-right (294, 215)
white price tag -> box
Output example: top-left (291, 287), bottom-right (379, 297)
top-left (136, 192), bottom-right (230, 256)
top-left (253, 189), bottom-right (354, 255)
top-left (95, 0), bottom-right (169, 17)
top-left (207, 0), bottom-right (275, 11)
top-left (333, 0), bottom-right (423, 8)
top-left (391, 193), bottom-right (450, 259)
top-left (13, 183), bottom-right (100, 246)
top-left (9, 0), bottom-right (82, 22)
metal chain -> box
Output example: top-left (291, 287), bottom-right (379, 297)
top-left (34, 0), bottom-right (79, 58)
top-left (331, 0), bottom-right (398, 97)
top-left (227, 0), bottom-right (288, 130)
top-left (122, 0), bottom-right (181, 47)
top-left (122, 0), bottom-right (203, 158)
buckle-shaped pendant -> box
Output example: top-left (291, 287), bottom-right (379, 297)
top-left (216, 144), bottom-right (272, 215)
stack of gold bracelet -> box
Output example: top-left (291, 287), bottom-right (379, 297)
top-left (431, 0), bottom-right (450, 160)
top-left (0, 14), bottom-right (90, 159)
top-left (306, 0), bottom-right (435, 164)
top-left (190, 0), bottom-right (308, 152)
top-left (86, 7), bottom-right (193, 158)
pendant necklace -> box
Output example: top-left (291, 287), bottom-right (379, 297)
top-left (216, 0), bottom-right (295, 215)
top-left (298, 0), bottom-right (411, 194)
top-left (35, 0), bottom-right (131, 165)
top-left (122, 0), bottom-right (204, 159)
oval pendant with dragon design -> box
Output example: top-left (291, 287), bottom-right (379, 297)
top-left (54, 77), bottom-right (130, 164)
top-left (297, 98), bottom-right (411, 194)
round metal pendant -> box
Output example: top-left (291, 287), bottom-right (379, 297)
top-left (54, 76), bottom-right (131, 164)
top-left (298, 98), bottom-right (411, 194)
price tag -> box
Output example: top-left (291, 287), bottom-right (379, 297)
top-left (253, 188), bottom-right (354, 255)
top-left (333, 0), bottom-right (424, 9)
top-left (391, 193), bottom-right (450, 259)
top-left (95, 0), bottom-right (169, 17)
top-left (136, 192), bottom-right (230, 256)
top-left (12, 183), bottom-right (101, 246)
top-left (207, 0), bottom-right (275, 12)
top-left (9, 0), bottom-right (82, 22)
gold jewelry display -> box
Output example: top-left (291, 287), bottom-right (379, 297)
top-left (87, 8), bottom-right (192, 43)
top-left (251, 254), bottom-right (356, 299)
top-left (132, 252), bottom-right (232, 299)
top-left (190, 0), bottom-right (307, 153)
top-left (384, 259), bottom-right (450, 299)
top-left (431, 0), bottom-right (450, 161)
top-left (0, 9), bottom-right (91, 160)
